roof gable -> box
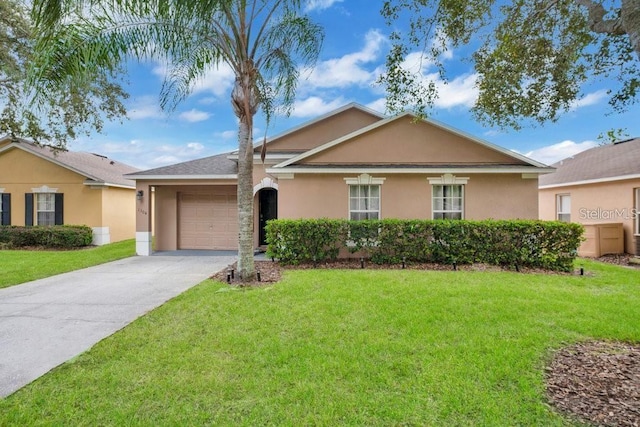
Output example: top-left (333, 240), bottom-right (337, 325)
top-left (275, 113), bottom-right (546, 169)
top-left (261, 103), bottom-right (384, 154)
top-left (539, 137), bottom-right (640, 187)
top-left (0, 136), bottom-right (139, 188)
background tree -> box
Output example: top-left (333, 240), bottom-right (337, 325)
top-left (31, 0), bottom-right (323, 280)
top-left (380, 0), bottom-right (640, 129)
top-left (0, 0), bottom-right (126, 145)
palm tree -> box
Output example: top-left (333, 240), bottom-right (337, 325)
top-left (30, 0), bottom-right (324, 280)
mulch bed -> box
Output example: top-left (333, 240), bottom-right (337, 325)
top-left (211, 258), bottom-right (579, 287)
top-left (546, 341), bottom-right (640, 427)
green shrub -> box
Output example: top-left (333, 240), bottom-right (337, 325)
top-left (0, 225), bottom-right (93, 249)
top-left (265, 219), bottom-right (347, 265)
top-left (265, 219), bottom-right (584, 272)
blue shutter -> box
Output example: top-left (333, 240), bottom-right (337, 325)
top-left (54, 193), bottom-right (64, 225)
top-left (25, 193), bottom-right (33, 226)
top-left (1, 194), bottom-right (10, 225)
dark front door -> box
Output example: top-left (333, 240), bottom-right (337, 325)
top-left (259, 188), bottom-right (277, 246)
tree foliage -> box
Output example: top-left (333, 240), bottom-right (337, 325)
top-left (31, 0), bottom-right (324, 279)
top-left (0, 0), bottom-right (126, 145)
top-left (381, 0), bottom-right (640, 129)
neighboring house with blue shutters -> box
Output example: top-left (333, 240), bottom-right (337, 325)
top-left (0, 136), bottom-right (139, 245)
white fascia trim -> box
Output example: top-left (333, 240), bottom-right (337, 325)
top-left (267, 167), bottom-right (554, 175)
top-left (226, 153), bottom-right (297, 162)
top-left (125, 174), bottom-right (238, 180)
top-left (83, 181), bottom-right (136, 190)
top-left (272, 111), bottom-right (547, 170)
top-left (539, 173), bottom-right (640, 189)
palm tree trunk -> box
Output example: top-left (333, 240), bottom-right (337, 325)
top-left (236, 114), bottom-right (255, 281)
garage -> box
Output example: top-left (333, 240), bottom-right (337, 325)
top-left (178, 189), bottom-right (238, 250)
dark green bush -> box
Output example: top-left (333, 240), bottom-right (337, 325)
top-left (265, 219), bottom-right (584, 272)
top-left (0, 225), bottom-right (93, 249)
top-left (265, 219), bottom-right (347, 265)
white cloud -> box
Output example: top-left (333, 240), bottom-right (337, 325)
top-left (179, 109), bottom-right (211, 122)
top-left (399, 50), bottom-right (479, 110)
top-left (214, 130), bottom-right (237, 140)
top-left (570, 89), bottom-right (609, 111)
top-left (152, 61), bottom-right (235, 99)
top-left (303, 29), bottom-right (387, 89)
top-left (305, 0), bottom-right (343, 12)
top-left (366, 98), bottom-right (387, 115)
top-left (523, 140), bottom-right (597, 165)
top-left (432, 73), bottom-right (478, 109)
top-left (291, 96), bottom-right (347, 117)
top-left (127, 96), bottom-right (165, 120)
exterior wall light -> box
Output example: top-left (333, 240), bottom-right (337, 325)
top-left (136, 190), bottom-right (144, 201)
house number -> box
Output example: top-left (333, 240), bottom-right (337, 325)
top-left (137, 208), bottom-right (148, 215)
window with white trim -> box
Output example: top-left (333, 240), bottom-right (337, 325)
top-left (428, 174), bottom-right (468, 220)
top-left (349, 185), bottom-right (380, 220)
top-left (432, 185), bottom-right (464, 219)
top-left (344, 174), bottom-right (385, 221)
top-left (556, 194), bottom-right (571, 222)
top-left (635, 188), bottom-right (639, 235)
top-left (36, 193), bottom-right (56, 225)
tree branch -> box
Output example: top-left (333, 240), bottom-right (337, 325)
top-left (574, 0), bottom-right (625, 36)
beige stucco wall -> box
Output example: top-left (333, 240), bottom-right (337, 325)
top-left (278, 173), bottom-right (538, 220)
top-left (0, 148), bottom-right (102, 226)
top-left (266, 108), bottom-right (382, 153)
top-left (539, 179), bottom-right (640, 254)
top-left (101, 186), bottom-right (136, 243)
top-left (301, 118), bottom-right (529, 166)
top-left (0, 147), bottom-right (136, 243)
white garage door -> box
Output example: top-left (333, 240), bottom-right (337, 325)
top-left (178, 190), bottom-right (238, 250)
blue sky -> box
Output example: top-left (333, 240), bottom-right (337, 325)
top-left (69, 0), bottom-right (640, 170)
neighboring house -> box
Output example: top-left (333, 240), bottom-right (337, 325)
top-left (128, 103), bottom-right (553, 255)
top-left (0, 136), bottom-right (139, 245)
top-left (539, 138), bottom-right (640, 256)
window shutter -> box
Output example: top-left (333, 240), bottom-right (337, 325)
top-left (54, 193), bottom-right (64, 225)
top-left (25, 193), bottom-right (34, 226)
top-left (1, 194), bottom-right (10, 225)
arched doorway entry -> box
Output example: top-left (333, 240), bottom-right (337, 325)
top-left (258, 188), bottom-right (277, 247)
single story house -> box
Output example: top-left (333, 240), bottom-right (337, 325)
top-left (0, 136), bottom-right (139, 244)
top-left (128, 103), bottom-right (554, 255)
top-left (539, 137), bottom-right (640, 256)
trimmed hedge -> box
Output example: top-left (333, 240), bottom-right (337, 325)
top-left (265, 219), bottom-right (584, 272)
top-left (0, 225), bottom-right (94, 249)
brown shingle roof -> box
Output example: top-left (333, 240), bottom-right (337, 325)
top-left (0, 137), bottom-right (140, 188)
top-left (539, 138), bottom-right (640, 187)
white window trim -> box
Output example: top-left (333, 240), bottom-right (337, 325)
top-left (635, 188), bottom-right (639, 236)
top-left (31, 185), bottom-right (58, 193)
top-left (428, 175), bottom-right (467, 220)
top-left (556, 194), bottom-right (571, 222)
top-left (431, 184), bottom-right (465, 220)
top-left (427, 173), bottom-right (469, 186)
top-left (36, 193), bottom-right (56, 226)
top-left (345, 174), bottom-right (385, 221)
top-left (344, 173), bottom-right (386, 186)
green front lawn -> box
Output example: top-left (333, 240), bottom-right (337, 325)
top-left (0, 239), bottom-right (135, 289)
top-left (1, 259), bottom-right (638, 425)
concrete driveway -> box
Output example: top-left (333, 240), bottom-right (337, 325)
top-left (0, 253), bottom-right (236, 398)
